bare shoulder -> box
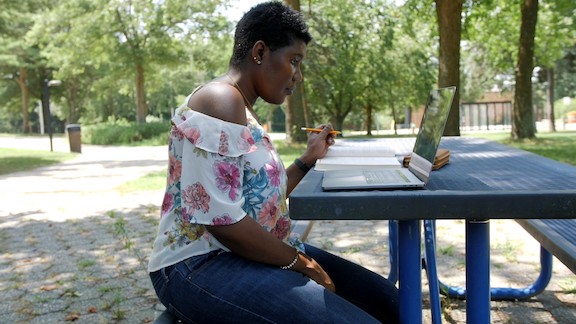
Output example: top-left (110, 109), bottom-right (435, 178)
top-left (187, 83), bottom-right (247, 126)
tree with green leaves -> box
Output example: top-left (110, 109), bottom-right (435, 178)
top-left (402, 0), bottom-right (467, 135)
top-left (28, 0), bottom-right (228, 124)
top-left (533, 1), bottom-right (575, 132)
top-left (512, 0), bottom-right (539, 139)
top-left (284, 0), bottom-right (309, 143)
top-left (435, 0), bottom-right (463, 136)
top-left (304, 0), bottom-right (362, 132)
top-left (554, 46), bottom-right (576, 101)
top-left (383, 4), bottom-right (437, 134)
top-left (465, 0), bottom-right (574, 139)
top-left (304, 0), bottom-right (436, 134)
top-left (0, 0), bottom-right (51, 133)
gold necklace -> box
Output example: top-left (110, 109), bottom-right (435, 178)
top-left (226, 74), bottom-right (253, 110)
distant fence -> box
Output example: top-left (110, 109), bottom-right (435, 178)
top-left (460, 101), bottom-right (512, 131)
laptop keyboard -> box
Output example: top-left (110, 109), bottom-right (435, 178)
top-left (363, 170), bottom-right (410, 184)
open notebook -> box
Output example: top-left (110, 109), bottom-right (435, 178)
top-left (321, 86), bottom-right (456, 190)
top-left (314, 140), bottom-right (400, 171)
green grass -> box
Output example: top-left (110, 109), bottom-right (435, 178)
top-left (113, 141), bottom-right (307, 192)
top-left (438, 244), bottom-right (456, 257)
top-left (493, 238), bottom-right (522, 262)
top-left (0, 148), bottom-right (76, 175)
top-left (462, 131), bottom-right (576, 166)
top-left (114, 170), bottom-right (167, 192)
top-left (559, 278), bottom-right (576, 294)
top-left (2, 131), bottom-right (574, 192)
top-left (274, 140), bottom-right (307, 164)
top-left (77, 259), bottom-right (97, 269)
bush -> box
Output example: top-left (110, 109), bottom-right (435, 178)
top-left (555, 97), bottom-right (576, 119)
top-left (83, 117), bottom-right (170, 145)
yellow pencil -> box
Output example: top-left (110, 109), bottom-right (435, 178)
top-left (301, 127), bottom-right (342, 135)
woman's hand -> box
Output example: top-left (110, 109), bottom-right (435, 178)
top-left (293, 252), bottom-right (336, 292)
top-left (286, 124), bottom-right (336, 195)
top-left (207, 217), bottom-right (335, 292)
top-left (299, 124), bottom-right (336, 166)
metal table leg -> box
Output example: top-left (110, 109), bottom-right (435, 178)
top-left (388, 220), bottom-right (399, 284)
top-left (398, 220), bottom-right (422, 324)
top-left (424, 219), bottom-right (553, 301)
top-left (423, 220), bottom-right (443, 323)
top-left (466, 219), bottom-right (491, 323)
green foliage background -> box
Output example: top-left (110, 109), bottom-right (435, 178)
top-left (0, 0), bottom-right (574, 135)
top-left (82, 118), bottom-right (170, 146)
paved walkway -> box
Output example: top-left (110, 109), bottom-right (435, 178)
top-left (1, 136), bottom-right (168, 323)
top-left (1, 135), bottom-right (574, 323)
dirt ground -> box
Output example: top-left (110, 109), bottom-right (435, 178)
top-left (306, 219), bottom-right (576, 323)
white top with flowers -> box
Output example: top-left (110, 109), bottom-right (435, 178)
top-left (148, 98), bottom-right (299, 272)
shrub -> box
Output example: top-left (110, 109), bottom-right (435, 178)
top-left (82, 117), bottom-right (170, 145)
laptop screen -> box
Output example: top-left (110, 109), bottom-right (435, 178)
top-left (409, 86), bottom-right (456, 181)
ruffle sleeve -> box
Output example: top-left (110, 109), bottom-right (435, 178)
top-left (172, 106), bottom-right (257, 157)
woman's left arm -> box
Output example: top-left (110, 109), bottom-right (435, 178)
top-left (286, 125), bottom-right (335, 195)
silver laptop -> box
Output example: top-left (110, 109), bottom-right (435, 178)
top-left (322, 86), bottom-right (456, 190)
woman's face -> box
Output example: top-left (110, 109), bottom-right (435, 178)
top-left (257, 39), bottom-right (307, 105)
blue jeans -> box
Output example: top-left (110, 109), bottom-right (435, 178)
top-left (150, 244), bottom-right (399, 323)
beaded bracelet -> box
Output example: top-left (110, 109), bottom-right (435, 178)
top-left (280, 250), bottom-right (299, 270)
top-left (294, 158), bottom-right (312, 172)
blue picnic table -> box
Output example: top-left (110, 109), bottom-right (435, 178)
top-left (289, 137), bottom-right (576, 323)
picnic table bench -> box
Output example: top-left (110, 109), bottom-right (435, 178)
top-left (425, 218), bottom-right (576, 304)
top-left (516, 219), bottom-right (576, 275)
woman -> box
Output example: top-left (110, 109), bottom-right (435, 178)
top-left (148, 2), bottom-right (399, 323)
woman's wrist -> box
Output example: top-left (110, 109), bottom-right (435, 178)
top-left (294, 158), bottom-right (313, 172)
top-left (295, 155), bottom-right (316, 172)
top-left (280, 249), bottom-right (300, 270)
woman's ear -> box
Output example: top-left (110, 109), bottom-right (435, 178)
top-left (251, 41), bottom-right (267, 64)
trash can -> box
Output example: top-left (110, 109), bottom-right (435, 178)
top-left (66, 124), bottom-right (82, 153)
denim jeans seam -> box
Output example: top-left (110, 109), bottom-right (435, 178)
top-left (150, 270), bottom-right (168, 301)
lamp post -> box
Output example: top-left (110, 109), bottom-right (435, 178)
top-left (43, 79), bottom-right (61, 152)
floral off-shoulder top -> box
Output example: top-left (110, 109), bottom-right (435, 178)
top-left (148, 97), bottom-right (301, 272)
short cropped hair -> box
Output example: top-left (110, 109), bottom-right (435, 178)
top-left (230, 1), bottom-right (312, 68)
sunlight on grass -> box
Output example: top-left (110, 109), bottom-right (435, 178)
top-left (559, 277), bottom-right (576, 294)
top-left (3, 131), bottom-right (573, 191)
top-left (62, 131), bottom-right (576, 192)
top-left (114, 170), bottom-right (167, 192)
top-left (113, 141), bottom-right (305, 193)
top-left (463, 131), bottom-right (576, 166)
top-left (273, 140), bottom-right (307, 165)
top-left (0, 148), bottom-right (75, 175)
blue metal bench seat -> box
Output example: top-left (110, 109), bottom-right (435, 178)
top-left (515, 219), bottom-right (576, 274)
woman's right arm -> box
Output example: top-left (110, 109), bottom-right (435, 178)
top-left (206, 218), bottom-right (335, 292)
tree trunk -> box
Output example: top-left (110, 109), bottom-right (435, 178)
top-left (334, 114), bottom-right (345, 135)
top-left (435, 0), bottom-right (462, 136)
top-left (365, 103), bottom-right (373, 136)
top-left (66, 80), bottom-right (79, 124)
top-left (15, 67), bottom-right (30, 133)
top-left (283, 0), bottom-right (307, 143)
top-left (391, 103), bottom-right (398, 135)
top-left (512, 0), bottom-right (538, 140)
top-left (546, 67), bottom-right (555, 132)
top-left (285, 82), bottom-right (308, 143)
top-left (135, 63), bottom-right (148, 124)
